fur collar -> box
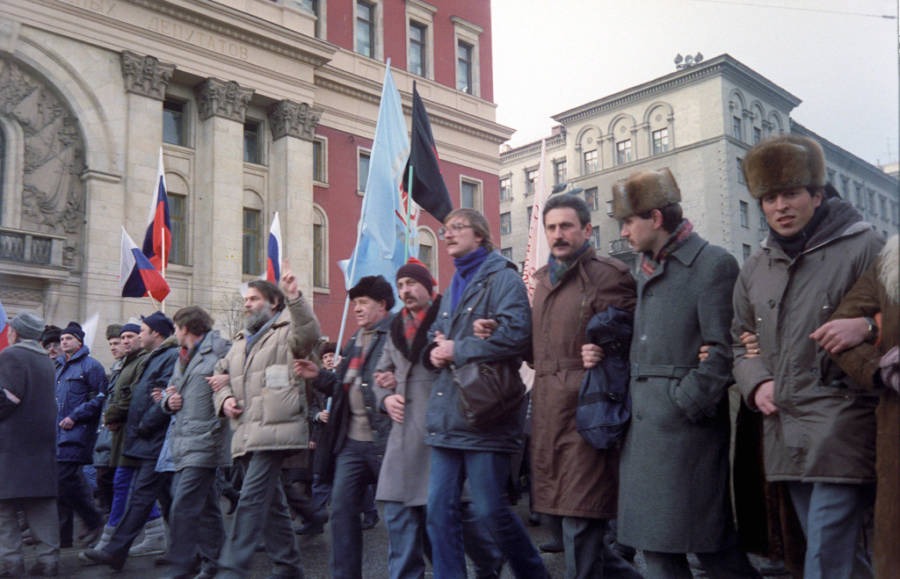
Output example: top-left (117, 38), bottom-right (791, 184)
top-left (879, 234), bottom-right (899, 304)
top-left (389, 296), bottom-right (442, 363)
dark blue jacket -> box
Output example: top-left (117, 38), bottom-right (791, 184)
top-left (123, 336), bottom-right (179, 461)
top-left (424, 251), bottom-right (531, 453)
top-left (55, 346), bottom-right (108, 463)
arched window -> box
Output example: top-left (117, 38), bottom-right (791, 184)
top-left (313, 204), bottom-right (329, 290)
top-left (242, 189), bottom-right (264, 276)
top-left (417, 226), bottom-right (438, 285)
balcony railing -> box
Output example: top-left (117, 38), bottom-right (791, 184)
top-left (609, 238), bottom-right (633, 255)
top-left (0, 227), bottom-right (65, 267)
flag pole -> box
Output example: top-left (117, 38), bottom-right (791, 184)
top-left (160, 225), bottom-right (166, 314)
top-left (405, 166), bottom-right (414, 262)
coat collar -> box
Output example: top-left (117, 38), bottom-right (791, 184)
top-left (668, 232), bottom-right (706, 267)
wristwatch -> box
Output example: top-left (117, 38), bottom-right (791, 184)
top-left (863, 316), bottom-right (878, 343)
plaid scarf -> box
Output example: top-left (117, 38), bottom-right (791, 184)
top-left (639, 219), bottom-right (693, 278)
top-left (341, 329), bottom-right (374, 392)
top-left (401, 307), bottom-right (428, 348)
top-left (547, 241), bottom-right (591, 286)
top-left (178, 334), bottom-right (204, 371)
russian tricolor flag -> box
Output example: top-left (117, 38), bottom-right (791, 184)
top-left (121, 227), bottom-right (170, 301)
top-left (142, 149), bottom-right (172, 272)
top-left (0, 299), bottom-right (8, 352)
top-left (266, 212), bottom-right (283, 284)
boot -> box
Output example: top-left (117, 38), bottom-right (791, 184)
top-left (128, 517), bottom-right (167, 556)
top-left (77, 525), bottom-right (115, 565)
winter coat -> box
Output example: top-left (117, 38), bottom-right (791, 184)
top-left (123, 336), bottom-right (179, 461)
top-left (825, 236), bottom-right (899, 578)
top-left (732, 198), bottom-right (884, 483)
top-left (213, 296), bottom-right (321, 458)
top-left (92, 359), bottom-right (123, 467)
top-left (54, 346), bottom-right (108, 464)
top-left (424, 251), bottom-right (531, 454)
top-left (530, 250), bottom-right (635, 519)
top-left (104, 348), bottom-right (147, 468)
top-left (617, 232), bottom-right (740, 553)
top-left (315, 315), bottom-right (393, 459)
top-left (374, 298), bottom-right (442, 506)
top-left (163, 331), bottom-right (232, 470)
top-left (0, 340), bottom-right (58, 499)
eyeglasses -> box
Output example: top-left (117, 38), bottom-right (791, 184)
top-left (438, 223), bottom-right (473, 240)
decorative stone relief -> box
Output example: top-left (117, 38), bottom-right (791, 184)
top-left (196, 78), bottom-right (253, 123)
top-left (268, 100), bottom-right (322, 141)
top-left (120, 51), bottom-right (175, 100)
top-left (0, 57), bottom-right (85, 269)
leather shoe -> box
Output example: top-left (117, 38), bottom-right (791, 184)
top-left (361, 512), bottom-right (379, 530)
top-left (81, 548), bottom-right (126, 571)
top-left (538, 540), bottom-right (563, 553)
top-left (28, 561), bottom-right (59, 576)
top-left (78, 525), bottom-right (103, 547)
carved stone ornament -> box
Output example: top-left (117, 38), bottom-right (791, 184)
top-left (120, 51), bottom-right (175, 101)
top-left (196, 78), bottom-right (253, 123)
top-left (0, 57), bottom-right (85, 268)
top-left (268, 100), bottom-right (322, 142)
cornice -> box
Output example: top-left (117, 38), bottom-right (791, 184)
top-left (500, 133), bottom-right (566, 163)
top-left (552, 54), bottom-right (801, 125)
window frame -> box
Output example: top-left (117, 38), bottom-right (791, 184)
top-left (740, 200), bottom-right (749, 228)
top-left (583, 149), bottom-right (598, 174)
top-left (406, 0), bottom-right (436, 80)
top-left (452, 16), bottom-right (482, 97)
top-left (243, 118), bottom-right (264, 165)
top-left (499, 175), bottom-right (512, 201)
top-left (242, 207), bottom-right (263, 276)
top-left (525, 168), bottom-right (537, 196)
top-left (616, 139), bottom-right (633, 165)
top-left (459, 176), bottom-right (482, 211)
top-left (553, 158), bottom-right (567, 186)
top-left (168, 192), bottom-right (188, 266)
top-left (162, 98), bottom-right (189, 148)
top-left (313, 137), bottom-right (328, 185)
top-left (313, 203), bottom-right (329, 291)
top-left (651, 127), bottom-right (669, 155)
top-left (357, 147), bottom-right (371, 196)
top-left (354, 0), bottom-right (381, 60)
top-left (500, 212), bottom-right (511, 235)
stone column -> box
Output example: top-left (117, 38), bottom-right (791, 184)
top-left (193, 78), bottom-right (253, 319)
top-left (267, 100), bottom-right (322, 300)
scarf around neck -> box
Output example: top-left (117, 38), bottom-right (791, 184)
top-left (639, 219), bottom-right (693, 278)
top-left (548, 241), bottom-right (591, 285)
top-left (770, 203), bottom-right (829, 259)
top-left (450, 246), bottom-right (490, 312)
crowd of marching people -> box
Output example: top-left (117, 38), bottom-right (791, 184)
top-left (0, 134), bottom-right (897, 579)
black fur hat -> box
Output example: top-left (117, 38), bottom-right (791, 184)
top-left (348, 275), bottom-right (395, 310)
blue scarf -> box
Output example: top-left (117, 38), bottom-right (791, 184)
top-left (450, 246), bottom-right (490, 312)
top-left (547, 241), bottom-right (592, 285)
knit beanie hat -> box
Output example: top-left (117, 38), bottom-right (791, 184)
top-left (140, 311), bottom-right (174, 338)
top-left (396, 258), bottom-right (435, 296)
top-left (60, 321), bottom-right (85, 343)
top-left (10, 311), bottom-right (45, 340)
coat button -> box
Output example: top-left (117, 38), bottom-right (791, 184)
top-left (467, 307), bottom-right (473, 312)
top-left (437, 392), bottom-right (443, 396)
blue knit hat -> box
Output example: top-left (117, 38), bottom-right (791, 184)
top-left (140, 312), bottom-right (174, 338)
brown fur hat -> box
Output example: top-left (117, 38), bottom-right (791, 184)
top-left (611, 168), bottom-right (681, 220)
top-left (742, 135), bottom-right (826, 199)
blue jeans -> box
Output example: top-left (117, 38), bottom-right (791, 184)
top-left (426, 447), bottom-right (547, 579)
top-left (787, 481), bottom-right (874, 579)
top-left (383, 502), bottom-right (427, 579)
top-left (331, 439), bottom-right (381, 579)
top-left (109, 466), bottom-right (160, 527)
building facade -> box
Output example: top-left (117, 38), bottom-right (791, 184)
top-left (0, 0), bottom-right (513, 356)
top-left (500, 54), bottom-right (899, 269)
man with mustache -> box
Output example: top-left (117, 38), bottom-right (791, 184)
top-left (732, 135), bottom-right (883, 578)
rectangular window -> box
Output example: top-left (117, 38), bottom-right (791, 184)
top-left (759, 211), bottom-right (767, 230)
top-left (740, 200), bottom-right (749, 228)
top-left (313, 139), bottom-right (326, 183)
top-left (737, 158), bottom-right (745, 184)
top-left (457, 40), bottom-right (473, 94)
top-left (356, 1), bottom-right (375, 58)
top-left (418, 242), bottom-right (433, 273)
top-left (855, 183), bottom-right (864, 208)
top-left (501, 247), bottom-right (512, 260)
top-left (591, 227), bottom-right (600, 249)
top-left (742, 244), bottom-right (752, 261)
top-left (868, 190), bottom-right (876, 218)
top-left (162, 100), bottom-right (186, 146)
top-left (358, 150), bottom-right (370, 192)
top-left (753, 127), bottom-right (761, 144)
top-left (409, 21), bottom-right (426, 77)
top-left (242, 208), bottom-right (261, 276)
top-left (500, 212), bottom-right (511, 235)
top-left (525, 169), bottom-right (537, 195)
top-left (583, 149), bottom-right (598, 174)
top-left (606, 199), bottom-right (614, 217)
top-left (526, 206), bottom-right (533, 227)
top-left (553, 159), bottom-right (567, 186)
top-left (461, 180), bottom-right (477, 209)
top-left (243, 120), bottom-right (261, 164)
top-left (652, 128), bottom-right (669, 154)
top-left (732, 116), bottom-right (742, 140)
top-left (616, 140), bottom-right (632, 164)
top-left (169, 193), bottom-right (187, 265)
top-left (892, 201), bottom-right (899, 226)
top-left (499, 176), bottom-right (511, 201)
top-left (880, 195), bottom-right (888, 220)
top-left (313, 221), bottom-right (326, 288)
top-left (584, 187), bottom-right (599, 212)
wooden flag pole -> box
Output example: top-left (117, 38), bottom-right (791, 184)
top-left (405, 166), bottom-right (414, 262)
top-left (160, 224), bottom-right (166, 314)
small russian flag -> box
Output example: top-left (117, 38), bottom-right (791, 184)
top-left (121, 227), bottom-right (170, 301)
top-left (0, 298), bottom-right (8, 352)
top-left (142, 148), bottom-right (172, 272)
top-left (266, 212), bottom-right (283, 284)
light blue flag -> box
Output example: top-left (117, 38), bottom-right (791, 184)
top-left (339, 63), bottom-right (411, 299)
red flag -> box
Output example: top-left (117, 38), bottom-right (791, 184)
top-left (142, 149), bottom-right (172, 271)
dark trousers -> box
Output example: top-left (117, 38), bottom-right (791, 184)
top-left (94, 466), bottom-right (116, 514)
top-left (57, 462), bottom-right (102, 543)
top-left (217, 451), bottom-right (303, 578)
top-left (643, 544), bottom-right (760, 579)
top-left (561, 517), bottom-right (641, 579)
top-left (103, 459), bottom-right (161, 557)
top-left (330, 439), bottom-right (381, 579)
top-left (166, 467), bottom-right (224, 576)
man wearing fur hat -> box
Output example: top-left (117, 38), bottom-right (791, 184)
top-left (55, 321), bottom-right (108, 549)
top-left (296, 274), bottom-right (394, 579)
top-left (732, 135), bottom-right (883, 578)
top-left (0, 312), bottom-right (59, 577)
top-left (609, 168), bottom-right (758, 578)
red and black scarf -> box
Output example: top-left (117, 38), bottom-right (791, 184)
top-left (639, 219), bottom-right (693, 278)
top-left (390, 296), bottom-right (442, 363)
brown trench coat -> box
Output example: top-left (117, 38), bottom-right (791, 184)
top-left (530, 249), bottom-right (636, 519)
top-left (828, 235), bottom-right (898, 579)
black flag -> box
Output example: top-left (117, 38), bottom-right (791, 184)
top-left (403, 83), bottom-right (453, 222)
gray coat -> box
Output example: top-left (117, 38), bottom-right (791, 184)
top-left (732, 199), bottom-right (883, 483)
top-left (0, 340), bottom-right (58, 499)
top-left (374, 298), bottom-right (442, 506)
top-left (618, 232), bottom-right (740, 553)
top-left (163, 331), bottom-right (232, 470)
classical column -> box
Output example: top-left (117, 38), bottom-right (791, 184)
top-left (193, 78), bottom-right (254, 316)
top-left (268, 99), bottom-right (322, 299)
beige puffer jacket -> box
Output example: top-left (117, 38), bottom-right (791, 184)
top-left (213, 296), bottom-right (321, 458)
